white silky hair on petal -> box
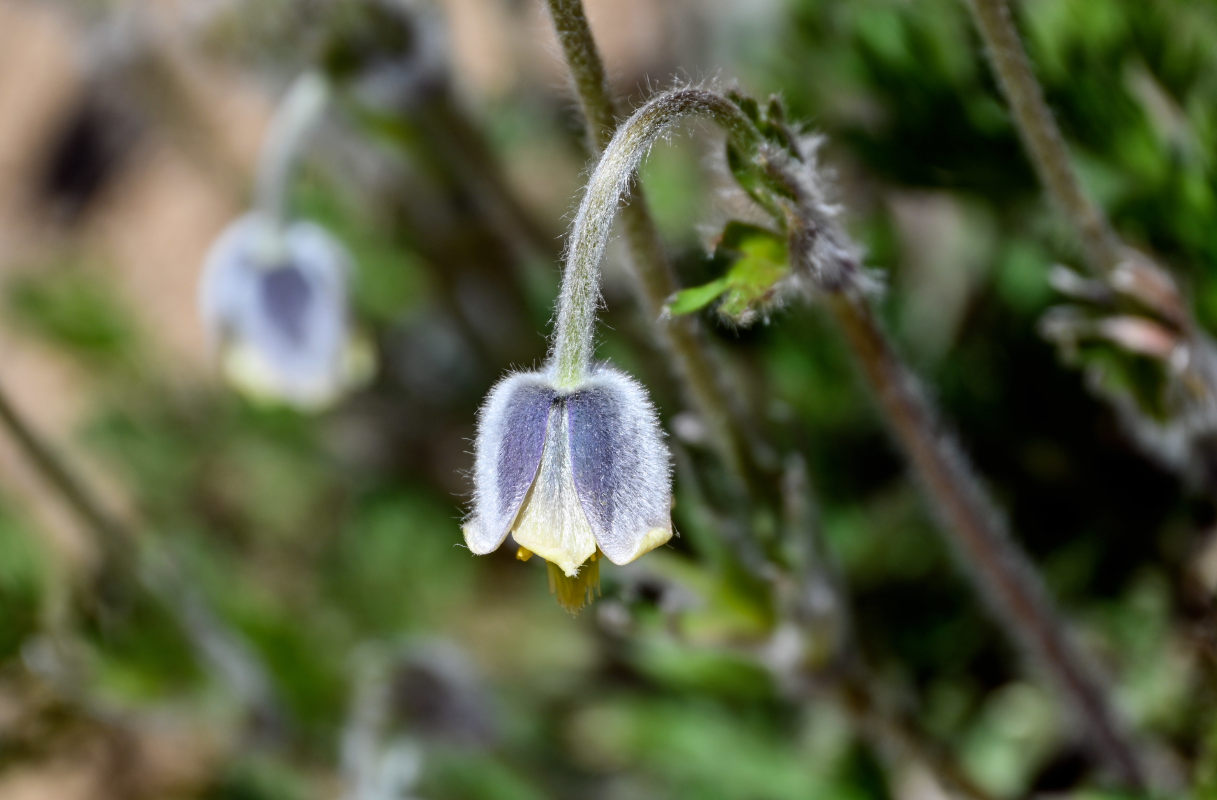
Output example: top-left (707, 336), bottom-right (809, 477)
top-left (509, 406), bottom-right (598, 576)
top-left (463, 370), bottom-right (554, 555)
top-left (567, 365), bottom-right (673, 566)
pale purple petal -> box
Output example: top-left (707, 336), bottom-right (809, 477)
top-left (199, 213), bottom-right (354, 405)
top-left (566, 366), bottom-right (672, 565)
top-left (464, 371), bottom-right (555, 554)
top-left (258, 262), bottom-right (314, 345)
top-left (241, 220), bottom-right (348, 383)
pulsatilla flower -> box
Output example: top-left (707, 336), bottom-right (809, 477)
top-left (463, 365), bottom-right (673, 612)
top-left (200, 212), bottom-right (368, 409)
top-left (464, 74), bottom-right (713, 612)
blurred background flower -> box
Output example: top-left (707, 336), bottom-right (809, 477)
top-left (200, 212), bottom-right (372, 409)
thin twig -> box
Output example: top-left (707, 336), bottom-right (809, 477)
top-left (825, 294), bottom-right (1147, 788)
top-left (779, 456), bottom-right (993, 800)
top-left (0, 380), bottom-right (283, 733)
top-left (964, 0), bottom-right (1124, 274)
top-left (0, 384), bottom-right (129, 569)
top-left (544, 0), bottom-right (774, 501)
top-left (832, 671), bottom-right (998, 800)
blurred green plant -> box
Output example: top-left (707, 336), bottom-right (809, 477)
top-left (0, 502), bottom-right (46, 660)
top-left (4, 265), bottom-right (138, 366)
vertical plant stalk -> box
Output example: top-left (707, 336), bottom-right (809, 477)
top-left (826, 295), bottom-right (1146, 787)
top-left (545, 0), bottom-right (771, 493)
top-left (964, 0), bottom-right (1124, 274)
top-left (780, 457), bottom-right (995, 800)
top-left (0, 381), bottom-right (282, 732)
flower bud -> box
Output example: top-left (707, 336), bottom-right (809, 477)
top-left (199, 212), bottom-right (370, 409)
top-left (463, 365), bottom-right (673, 612)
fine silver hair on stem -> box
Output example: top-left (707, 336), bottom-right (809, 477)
top-left (550, 89), bottom-right (756, 387)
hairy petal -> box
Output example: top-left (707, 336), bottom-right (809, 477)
top-left (566, 366), bottom-right (673, 565)
top-left (463, 372), bottom-right (555, 555)
top-left (510, 405), bottom-right (598, 576)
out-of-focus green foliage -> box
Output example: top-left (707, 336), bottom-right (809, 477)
top-left (0, 503), bottom-right (45, 660)
top-left (4, 262), bottom-right (139, 365)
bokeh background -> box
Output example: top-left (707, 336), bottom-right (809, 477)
top-left (1, 0), bottom-right (1216, 797)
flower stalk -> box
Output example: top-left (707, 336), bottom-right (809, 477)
top-left (255, 71), bottom-right (331, 231)
top-left (825, 294), bottom-right (1146, 787)
top-left (963, 0), bottom-right (1123, 275)
top-left (550, 89), bottom-right (757, 388)
top-left (545, 0), bottom-right (773, 497)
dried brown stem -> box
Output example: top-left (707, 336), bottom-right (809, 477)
top-left (826, 294), bottom-right (1146, 788)
top-left (0, 380), bottom-right (282, 733)
top-left (964, 0), bottom-right (1124, 274)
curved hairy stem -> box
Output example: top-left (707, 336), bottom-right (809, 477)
top-left (964, 0), bottom-right (1124, 274)
top-left (550, 89), bottom-right (755, 385)
top-left (545, 0), bottom-right (772, 494)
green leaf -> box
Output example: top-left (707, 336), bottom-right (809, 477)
top-left (717, 226), bottom-right (789, 320)
top-left (667, 222), bottom-right (791, 323)
top-left (4, 266), bottom-right (138, 364)
top-left (667, 222), bottom-right (790, 323)
top-left (666, 277), bottom-right (730, 315)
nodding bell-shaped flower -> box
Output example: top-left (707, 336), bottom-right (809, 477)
top-left (200, 212), bottom-right (369, 409)
top-left (463, 78), bottom-right (726, 612)
top-left (463, 365), bottom-right (673, 613)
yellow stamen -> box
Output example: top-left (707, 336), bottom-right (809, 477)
top-left (545, 553), bottom-right (601, 615)
top-left (516, 546), bottom-right (534, 562)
